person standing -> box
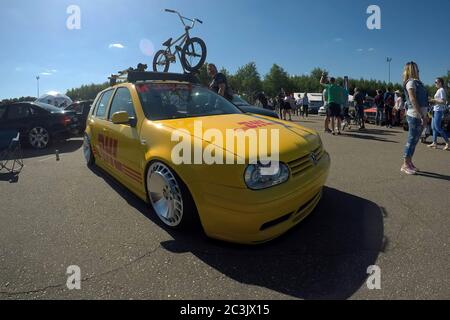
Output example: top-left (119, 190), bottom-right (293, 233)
top-left (384, 87), bottom-right (395, 128)
top-left (353, 88), bottom-right (366, 130)
top-left (320, 74), bottom-right (343, 135)
top-left (296, 94), bottom-right (303, 117)
top-left (374, 90), bottom-right (384, 126)
top-left (394, 90), bottom-right (405, 126)
top-left (284, 93), bottom-right (294, 121)
top-left (401, 61), bottom-right (429, 175)
top-left (207, 63), bottom-right (233, 101)
top-left (322, 87), bottom-right (331, 133)
top-left (302, 93), bottom-right (310, 118)
top-left (428, 77), bottom-right (449, 150)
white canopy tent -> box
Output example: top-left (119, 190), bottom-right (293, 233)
top-left (36, 91), bottom-right (73, 108)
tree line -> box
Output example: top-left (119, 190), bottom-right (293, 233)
top-left (24, 63), bottom-right (447, 104)
top-left (1, 96), bottom-right (36, 105)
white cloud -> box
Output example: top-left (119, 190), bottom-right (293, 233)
top-left (356, 48), bottom-right (364, 52)
top-left (40, 72), bottom-right (52, 76)
top-left (368, 48), bottom-right (375, 52)
top-left (15, 67), bottom-right (23, 72)
top-left (109, 43), bottom-right (125, 49)
top-left (334, 38), bottom-right (343, 42)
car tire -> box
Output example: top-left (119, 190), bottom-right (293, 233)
top-left (28, 126), bottom-right (50, 149)
top-left (83, 134), bottom-right (95, 166)
top-left (146, 161), bottom-right (199, 230)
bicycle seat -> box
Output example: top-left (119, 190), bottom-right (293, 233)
top-left (163, 38), bottom-right (172, 47)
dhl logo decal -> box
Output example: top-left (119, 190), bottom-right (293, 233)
top-left (236, 120), bottom-right (273, 131)
top-left (94, 134), bottom-right (142, 183)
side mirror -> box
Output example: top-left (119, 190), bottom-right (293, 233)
top-left (111, 111), bottom-right (130, 125)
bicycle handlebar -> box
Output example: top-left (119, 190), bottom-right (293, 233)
top-left (165, 9), bottom-right (203, 27)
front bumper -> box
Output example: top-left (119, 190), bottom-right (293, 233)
top-left (192, 152), bottom-right (331, 244)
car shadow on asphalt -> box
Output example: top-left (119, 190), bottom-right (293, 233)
top-left (21, 138), bottom-right (83, 159)
top-left (88, 164), bottom-right (384, 300)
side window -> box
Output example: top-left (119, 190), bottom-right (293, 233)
top-left (95, 90), bottom-right (113, 119)
top-left (0, 105), bottom-right (7, 119)
top-left (108, 87), bottom-right (136, 120)
top-left (7, 104), bottom-right (31, 120)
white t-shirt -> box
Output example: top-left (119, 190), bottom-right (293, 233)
top-left (433, 88), bottom-right (447, 112)
top-left (405, 79), bottom-right (428, 119)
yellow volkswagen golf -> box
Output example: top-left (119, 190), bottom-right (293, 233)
top-left (83, 71), bottom-right (330, 244)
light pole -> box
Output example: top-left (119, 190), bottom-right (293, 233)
top-left (386, 57), bottom-right (392, 84)
top-left (36, 76), bottom-right (40, 98)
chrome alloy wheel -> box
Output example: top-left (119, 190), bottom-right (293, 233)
top-left (147, 162), bottom-right (184, 227)
top-left (29, 127), bottom-right (49, 149)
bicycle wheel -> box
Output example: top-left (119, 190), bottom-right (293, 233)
top-left (180, 37), bottom-right (207, 72)
top-left (153, 50), bottom-right (170, 72)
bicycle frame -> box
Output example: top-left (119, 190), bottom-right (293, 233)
top-left (163, 10), bottom-right (202, 58)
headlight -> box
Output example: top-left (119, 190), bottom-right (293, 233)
top-left (244, 162), bottom-right (290, 190)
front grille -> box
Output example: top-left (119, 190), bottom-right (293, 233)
top-left (259, 191), bottom-right (322, 231)
top-left (288, 145), bottom-right (324, 178)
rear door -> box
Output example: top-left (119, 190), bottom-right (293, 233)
top-left (0, 104), bottom-right (9, 127)
top-left (2, 103), bottom-right (33, 137)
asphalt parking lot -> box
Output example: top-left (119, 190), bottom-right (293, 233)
top-left (0, 115), bottom-right (449, 300)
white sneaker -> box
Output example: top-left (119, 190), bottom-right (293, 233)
top-left (427, 143), bottom-right (437, 149)
top-left (401, 166), bottom-right (416, 175)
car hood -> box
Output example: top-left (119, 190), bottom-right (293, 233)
top-left (158, 114), bottom-right (321, 163)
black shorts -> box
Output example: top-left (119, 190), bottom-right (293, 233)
top-left (329, 103), bottom-right (341, 117)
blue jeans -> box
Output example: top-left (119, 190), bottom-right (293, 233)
top-left (403, 116), bottom-right (422, 159)
top-left (376, 108), bottom-right (384, 125)
top-left (432, 111), bottom-right (449, 143)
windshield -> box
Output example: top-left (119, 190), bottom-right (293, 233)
top-left (136, 83), bottom-right (242, 120)
top-left (232, 95), bottom-right (250, 107)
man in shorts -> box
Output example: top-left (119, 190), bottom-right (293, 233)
top-left (320, 74), bottom-right (343, 135)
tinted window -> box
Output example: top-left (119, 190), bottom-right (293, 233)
top-left (108, 88), bottom-right (136, 120)
top-left (7, 104), bottom-right (31, 120)
top-left (96, 90), bottom-right (113, 118)
top-left (136, 83), bottom-right (241, 121)
top-left (0, 105), bottom-right (7, 119)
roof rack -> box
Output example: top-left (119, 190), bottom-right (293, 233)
top-left (128, 71), bottom-right (199, 84)
top-left (108, 64), bottom-right (199, 86)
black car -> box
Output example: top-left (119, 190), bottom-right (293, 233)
top-left (232, 95), bottom-right (279, 119)
top-left (64, 100), bottom-right (93, 134)
top-left (0, 102), bottom-right (77, 149)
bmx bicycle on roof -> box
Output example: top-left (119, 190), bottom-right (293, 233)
top-left (153, 9), bottom-right (207, 74)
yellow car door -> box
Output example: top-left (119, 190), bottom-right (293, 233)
top-left (89, 89), bottom-right (115, 169)
top-left (104, 86), bottom-right (145, 194)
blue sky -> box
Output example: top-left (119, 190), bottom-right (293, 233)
top-left (1, 0), bottom-right (449, 99)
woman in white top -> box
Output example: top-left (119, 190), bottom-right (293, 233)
top-left (401, 62), bottom-right (429, 175)
top-left (428, 78), bottom-right (449, 150)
